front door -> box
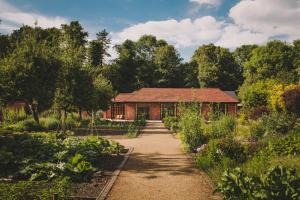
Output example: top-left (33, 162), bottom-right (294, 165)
top-left (137, 104), bottom-right (150, 120)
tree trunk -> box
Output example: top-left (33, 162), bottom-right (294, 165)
top-left (78, 108), bottom-right (82, 121)
top-left (62, 110), bottom-right (67, 133)
top-left (29, 103), bottom-right (39, 124)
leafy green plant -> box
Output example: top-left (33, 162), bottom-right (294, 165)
top-left (4, 119), bottom-right (45, 132)
top-left (267, 134), bottom-right (300, 156)
top-left (126, 123), bottom-right (139, 138)
top-left (179, 107), bottom-right (207, 152)
top-left (163, 116), bottom-right (179, 132)
top-left (40, 117), bottom-right (60, 131)
top-left (2, 107), bottom-right (27, 124)
top-left (261, 112), bottom-right (296, 135)
top-left (66, 153), bottom-right (95, 182)
top-left (205, 115), bottom-right (236, 139)
top-left (109, 141), bottom-right (125, 155)
top-left (217, 166), bottom-right (300, 200)
top-left (249, 121), bottom-right (265, 138)
top-left (0, 177), bottom-right (70, 200)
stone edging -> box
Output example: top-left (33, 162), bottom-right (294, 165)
top-left (96, 147), bottom-right (134, 200)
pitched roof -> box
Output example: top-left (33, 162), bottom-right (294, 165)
top-left (224, 91), bottom-right (239, 101)
top-left (113, 88), bottom-right (239, 103)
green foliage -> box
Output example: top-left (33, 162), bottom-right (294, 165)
top-left (126, 123), bottom-right (140, 138)
top-left (40, 117), bottom-right (60, 131)
top-left (217, 166), bottom-right (300, 200)
top-left (244, 40), bottom-right (297, 84)
top-left (239, 80), bottom-right (275, 109)
top-left (267, 134), bottom-right (300, 156)
top-left (66, 153), bottom-right (95, 182)
top-left (0, 178), bottom-right (70, 200)
top-left (1, 107), bottom-right (27, 124)
top-left (204, 115), bottom-right (236, 139)
top-left (163, 116), bottom-right (179, 132)
top-left (192, 44), bottom-right (242, 91)
top-left (0, 26), bottom-right (61, 123)
top-left (179, 107), bottom-right (207, 152)
top-left (4, 119), bottom-right (44, 132)
top-left (249, 121), bottom-right (265, 138)
top-left (0, 132), bottom-right (119, 183)
top-left (283, 87), bottom-right (300, 117)
top-left (261, 112), bottom-right (296, 135)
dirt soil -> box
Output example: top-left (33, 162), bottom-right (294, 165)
top-left (70, 154), bottom-right (125, 198)
top-left (107, 133), bottom-right (221, 200)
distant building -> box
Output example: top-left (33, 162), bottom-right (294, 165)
top-left (103, 88), bottom-right (239, 120)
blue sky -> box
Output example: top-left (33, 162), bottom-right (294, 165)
top-left (1, 0), bottom-right (300, 60)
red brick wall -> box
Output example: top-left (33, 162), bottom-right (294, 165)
top-left (227, 103), bottom-right (237, 115)
top-left (103, 107), bottom-right (111, 119)
top-left (150, 103), bottom-right (161, 120)
top-left (125, 103), bottom-right (136, 120)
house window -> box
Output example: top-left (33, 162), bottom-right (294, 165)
top-left (161, 103), bottom-right (176, 118)
top-left (212, 103), bottom-right (226, 114)
top-left (112, 103), bottom-right (125, 119)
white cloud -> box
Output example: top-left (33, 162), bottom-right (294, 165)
top-left (190, 0), bottom-right (222, 6)
top-left (112, 16), bottom-right (224, 48)
top-left (229, 0), bottom-right (300, 41)
top-left (0, 0), bottom-right (68, 32)
top-left (215, 25), bottom-right (269, 48)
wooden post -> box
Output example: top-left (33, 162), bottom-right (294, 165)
top-left (91, 110), bottom-right (94, 135)
top-left (53, 193), bottom-right (58, 200)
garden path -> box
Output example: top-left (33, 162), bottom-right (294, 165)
top-left (107, 131), bottom-right (220, 200)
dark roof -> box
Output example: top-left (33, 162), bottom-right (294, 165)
top-left (224, 91), bottom-right (239, 101)
top-left (113, 88), bottom-right (239, 103)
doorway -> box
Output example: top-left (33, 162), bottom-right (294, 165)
top-left (137, 104), bottom-right (150, 120)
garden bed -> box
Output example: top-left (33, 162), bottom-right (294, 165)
top-left (69, 153), bottom-right (126, 198)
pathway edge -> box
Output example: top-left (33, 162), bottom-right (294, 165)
top-left (96, 147), bottom-right (134, 200)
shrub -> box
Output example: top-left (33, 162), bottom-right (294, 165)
top-left (5, 119), bottom-right (44, 132)
top-left (63, 136), bottom-right (111, 163)
top-left (218, 138), bottom-right (246, 163)
top-left (267, 134), bottom-right (300, 156)
top-left (79, 118), bottom-right (91, 128)
top-left (249, 106), bottom-right (270, 120)
top-left (0, 178), bottom-right (70, 200)
top-left (261, 112), bottom-right (296, 135)
top-left (217, 166), bottom-right (300, 200)
top-left (283, 87), bottom-right (300, 117)
top-left (249, 121), bottom-right (265, 138)
top-left (40, 117), bottom-right (60, 131)
top-left (65, 116), bottom-right (80, 130)
top-left (205, 115), bottom-right (236, 139)
top-left (195, 138), bottom-right (245, 172)
top-left (163, 116), bottom-right (179, 132)
top-left (126, 123), bottom-right (139, 138)
top-left (2, 107), bottom-right (27, 124)
top-left (179, 107), bottom-right (207, 152)
top-left (66, 153), bottom-right (96, 182)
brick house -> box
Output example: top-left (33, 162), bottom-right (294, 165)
top-left (103, 88), bottom-right (239, 120)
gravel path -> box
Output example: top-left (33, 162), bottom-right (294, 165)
top-left (107, 133), bottom-right (221, 200)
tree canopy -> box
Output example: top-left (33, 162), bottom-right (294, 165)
top-left (192, 44), bottom-right (243, 91)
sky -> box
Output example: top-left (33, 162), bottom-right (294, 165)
top-left (1, 0), bottom-right (300, 60)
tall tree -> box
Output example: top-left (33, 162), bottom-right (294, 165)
top-left (88, 29), bottom-right (111, 68)
top-left (181, 61), bottom-right (199, 88)
top-left (192, 44), bottom-right (242, 91)
top-left (54, 21), bottom-right (88, 121)
top-left (233, 45), bottom-right (258, 67)
top-left (113, 40), bottom-right (138, 92)
top-left (153, 45), bottom-right (182, 87)
top-left (0, 27), bottom-right (61, 123)
top-left (244, 40), bottom-right (297, 84)
top-left (293, 40), bottom-right (300, 81)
